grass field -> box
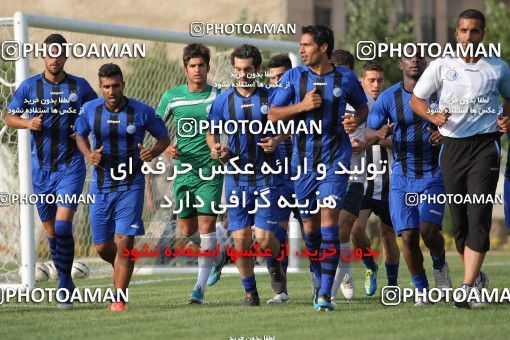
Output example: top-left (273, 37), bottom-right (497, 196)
top-left (1, 252), bottom-right (510, 340)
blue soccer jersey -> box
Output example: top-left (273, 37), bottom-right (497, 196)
top-left (74, 97), bottom-right (168, 193)
top-left (7, 73), bottom-right (97, 171)
top-left (368, 82), bottom-right (440, 179)
top-left (271, 65), bottom-right (367, 172)
top-left (208, 87), bottom-right (281, 187)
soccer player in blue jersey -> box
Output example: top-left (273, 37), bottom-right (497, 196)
top-left (5, 34), bottom-right (97, 309)
top-left (411, 9), bottom-right (510, 308)
top-left (75, 63), bottom-right (170, 311)
top-left (269, 26), bottom-right (369, 311)
top-left (206, 45), bottom-right (287, 306)
top-left (366, 51), bottom-right (451, 306)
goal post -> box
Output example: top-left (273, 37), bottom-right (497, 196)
top-left (1, 12), bottom-right (303, 289)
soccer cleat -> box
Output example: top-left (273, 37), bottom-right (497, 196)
top-left (207, 246), bottom-right (227, 286)
top-left (188, 286), bottom-right (204, 304)
top-left (340, 273), bottom-right (355, 300)
top-left (453, 284), bottom-right (473, 309)
top-left (266, 292), bottom-right (289, 304)
top-left (268, 265), bottom-right (286, 295)
top-left (471, 272), bottom-right (489, 308)
top-left (243, 293), bottom-right (260, 306)
top-left (108, 301), bottom-right (128, 311)
top-left (474, 271), bottom-right (489, 290)
top-left (315, 293), bottom-right (334, 311)
top-left (364, 266), bottom-right (378, 296)
top-left (57, 289), bottom-right (73, 310)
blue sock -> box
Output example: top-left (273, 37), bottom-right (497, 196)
top-left (54, 220), bottom-right (75, 291)
top-left (430, 250), bottom-right (446, 270)
top-left (362, 254), bottom-right (378, 272)
top-left (275, 227), bottom-right (288, 274)
top-left (385, 262), bottom-right (399, 286)
top-left (303, 230), bottom-right (322, 288)
top-left (411, 271), bottom-right (429, 290)
top-left (319, 225), bottom-right (340, 297)
top-left (241, 275), bottom-right (257, 295)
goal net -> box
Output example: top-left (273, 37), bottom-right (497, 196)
top-left (0, 12), bottom-right (301, 288)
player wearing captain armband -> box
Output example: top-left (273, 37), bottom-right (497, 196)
top-left (206, 44), bottom-right (288, 307)
top-left (156, 44), bottom-right (227, 304)
top-left (74, 64), bottom-right (170, 311)
top-left (5, 34), bottom-right (97, 310)
top-left (269, 25), bottom-right (368, 311)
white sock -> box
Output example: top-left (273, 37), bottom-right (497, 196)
top-left (195, 232), bottom-right (217, 293)
top-left (186, 231), bottom-right (201, 246)
top-left (331, 242), bottom-right (352, 298)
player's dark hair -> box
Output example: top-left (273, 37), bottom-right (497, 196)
top-left (98, 63), bottom-right (124, 82)
top-left (458, 9), bottom-right (485, 31)
top-left (230, 44), bottom-right (262, 68)
top-left (301, 25), bottom-right (334, 59)
top-left (43, 33), bottom-right (67, 46)
top-left (267, 54), bottom-right (292, 71)
top-left (182, 43), bottom-right (211, 67)
top-left (331, 49), bottom-right (354, 70)
top-left (361, 60), bottom-right (384, 77)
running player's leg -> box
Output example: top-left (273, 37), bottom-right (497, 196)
top-left (390, 176), bottom-right (429, 304)
top-left (332, 181), bottom-right (364, 301)
top-left (463, 137), bottom-right (500, 285)
top-left (227, 185), bottom-right (259, 306)
top-left (350, 207), bottom-right (379, 295)
top-left (373, 200), bottom-right (399, 288)
top-left (254, 186), bottom-right (287, 303)
top-left (379, 221), bottom-right (399, 286)
top-left (52, 160), bottom-right (86, 298)
top-left (110, 189), bottom-right (145, 311)
top-left (417, 178), bottom-right (450, 291)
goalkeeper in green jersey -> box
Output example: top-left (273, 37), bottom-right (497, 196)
top-left (156, 43), bottom-right (226, 304)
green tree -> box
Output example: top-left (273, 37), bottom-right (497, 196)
top-left (480, 0), bottom-right (510, 64)
top-left (124, 43), bottom-right (186, 109)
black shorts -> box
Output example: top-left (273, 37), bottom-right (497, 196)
top-left (441, 132), bottom-right (501, 253)
top-left (360, 196), bottom-right (393, 227)
top-left (341, 182), bottom-right (364, 217)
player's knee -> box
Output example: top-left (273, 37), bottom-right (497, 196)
top-left (95, 242), bottom-right (113, 256)
top-left (401, 232), bottom-right (420, 252)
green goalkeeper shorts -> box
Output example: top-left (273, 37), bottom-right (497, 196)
top-left (173, 173), bottom-right (224, 219)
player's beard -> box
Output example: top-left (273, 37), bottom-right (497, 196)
top-left (46, 64), bottom-right (64, 76)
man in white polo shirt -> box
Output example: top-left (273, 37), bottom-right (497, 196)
top-left (410, 9), bottom-right (510, 308)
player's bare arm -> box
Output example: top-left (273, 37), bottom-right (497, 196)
top-left (4, 113), bottom-right (44, 130)
top-left (138, 136), bottom-right (170, 163)
top-left (410, 94), bottom-right (450, 128)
